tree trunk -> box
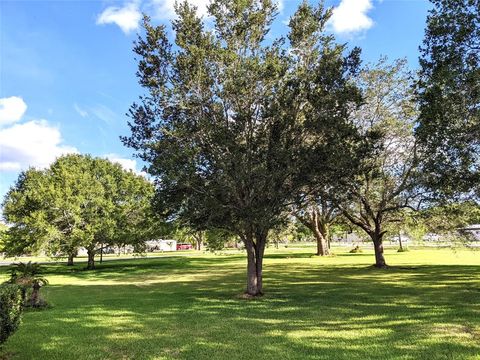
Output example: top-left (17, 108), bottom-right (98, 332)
top-left (372, 233), bottom-right (387, 268)
top-left (319, 223), bottom-right (331, 256)
top-left (255, 232), bottom-right (266, 293)
top-left (398, 232), bottom-right (403, 251)
top-left (30, 282), bottom-right (40, 307)
top-left (67, 253), bottom-right (75, 266)
top-left (245, 240), bottom-right (259, 296)
top-left (195, 233), bottom-right (203, 251)
top-left (313, 225), bottom-right (330, 256)
top-left (244, 232), bottom-right (266, 296)
top-left (301, 210), bottom-right (330, 256)
top-left (87, 249), bottom-right (95, 270)
top-left (325, 225), bottom-right (331, 249)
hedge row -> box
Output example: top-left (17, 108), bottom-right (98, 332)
top-left (0, 284), bottom-right (23, 344)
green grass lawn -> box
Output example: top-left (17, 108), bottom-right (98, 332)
top-left (1, 246), bottom-right (479, 360)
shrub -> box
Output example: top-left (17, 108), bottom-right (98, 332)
top-left (0, 284), bottom-right (23, 344)
top-left (349, 245), bottom-right (363, 253)
top-left (397, 247), bottom-right (410, 253)
top-left (10, 262), bottom-right (49, 308)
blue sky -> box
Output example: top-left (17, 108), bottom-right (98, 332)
top-left (0, 0), bottom-right (431, 201)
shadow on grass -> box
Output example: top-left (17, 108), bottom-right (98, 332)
top-left (2, 257), bottom-right (480, 360)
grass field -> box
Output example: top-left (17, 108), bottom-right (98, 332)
top-left (0, 246), bottom-right (479, 360)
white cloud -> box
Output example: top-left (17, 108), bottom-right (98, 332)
top-left (150, 0), bottom-right (209, 19)
top-left (330, 0), bottom-right (374, 35)
top-left (150, 0), bottom-right (283, 20)
top-left (0, 120), bottom-right (78, 171)
top-left (74, 103), bottom-right (88, 118)
top-left (90, 104), bottom-right (117, 124)
top-left (97, 1), bottom-right (142, 34)
top-left (104, 153), bottom-right (147, 177)
top-left (0, 96), bottom-right (27, 127)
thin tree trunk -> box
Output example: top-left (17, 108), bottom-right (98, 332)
top-left (100, 243), bottom-right (103, 263)
top-left (195, 233), bottom-right (203, 251)
top-left (87, 249), bottom-right (95, 270)
top-left (325, 225), bottom-right (331, 249)
top-left (245, 240), bottom-right (258, 295)
top-left (67, 253), bottom-right (75, 266)
top-left (398, 232), bottom-right (403, 250)
top-left (254, 232), bottom-right (266, 294)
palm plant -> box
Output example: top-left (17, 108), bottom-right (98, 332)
top-left (9, 262), bottom-right (48, 307)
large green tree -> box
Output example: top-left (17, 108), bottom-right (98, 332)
top-left (123, 0), bottom-right (361, 296)
top-left (2, 154), bottom-right (159, 269)
top-left (416, 0), bottom-right (480, 198)
top-left (339, 58), bottom-right (421, 268)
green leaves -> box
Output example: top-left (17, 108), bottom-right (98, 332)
top-left (2, 155), bottom-right (159, 260)
top-left (0, 284), bottom-right (23, 344)
top-left (123, 0), bottom-right (363, 243)
top-left (416, 0), bottom-right (480, 199)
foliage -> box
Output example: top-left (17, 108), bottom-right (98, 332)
top-left (122, 0), bottom-right (362, 295)
top-left (0, 223), bottom-right (7, 253)
top-left (269, 221), bottom-right (297, 248)
top-left (9, 261), bottom-right (42, 283)
top-left (9, 262), bottom-right (49, 308)
top-left (2, 154), bottom-right (161, 269)
top-left (349, 245), bottom-right (363, 253)
top-left (416, 0), bottom-right (480, 199)
top-left (294, 196), bottom-right (339, 256)
top-left (204, 229), bottom-right (234, 252)
top-left (339, 58), bottom-right (421, 267)
top-left (419, 201), bottom-right (480, 235)
top-left (0, 284), bottom-right (23, 345)
top-left (170, 226), bottom-right (234, 251)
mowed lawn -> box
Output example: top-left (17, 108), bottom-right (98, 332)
top-left (1, 247), bottom-right (479, 360)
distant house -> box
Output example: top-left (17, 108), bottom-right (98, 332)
top-left (145, 239), bottom-right (177, 252)
top-left (460, 224), bottom-right (480, 241)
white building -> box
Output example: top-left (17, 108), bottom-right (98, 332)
top-left (145, 239), bottom-right (177, 252)
top-left (461, 224), bottom-right (480, 241)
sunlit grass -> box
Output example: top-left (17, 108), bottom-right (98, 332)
top-left (1, 246), bottom-right (479, 359)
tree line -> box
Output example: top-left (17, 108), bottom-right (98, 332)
top-left (1, 0), bottom-right (478, 296)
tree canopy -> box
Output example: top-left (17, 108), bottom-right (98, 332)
top-left (416, 0), bottom-right (480, 199)
top-left (339, 58), bottom-right (420, 267)
top-left (2, 154), bottom-right (160, 269)
top-left (123, 0), bottom-right (363, 295)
